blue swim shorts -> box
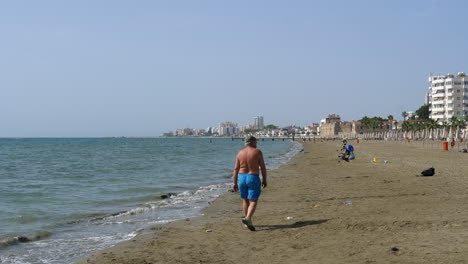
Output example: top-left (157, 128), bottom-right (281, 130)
top-left (238, 173), bottom-right (261, 200)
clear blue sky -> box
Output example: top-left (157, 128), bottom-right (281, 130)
top-left (1, 0), bottom-right (467, 137)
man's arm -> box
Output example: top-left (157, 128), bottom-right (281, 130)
top-left (259, 150), bottom-right (267, 188)
top-left (232, 155), bottom-right (240, 192)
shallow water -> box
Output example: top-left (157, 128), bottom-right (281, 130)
top-left (0, 137), bottom-right (301, 264)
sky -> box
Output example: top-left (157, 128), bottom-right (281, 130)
top-left (1, 0), bottom-right (467, 137)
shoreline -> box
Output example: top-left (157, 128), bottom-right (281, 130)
top-left (73, 140), bottom-right (303, 263)
top-left (76, 140), bottom-right (468, 264)
top-left (75, 141), bottom-right (305, 264)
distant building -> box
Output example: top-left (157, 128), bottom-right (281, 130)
top-left (193, 129), bottom-right (205, 136)
top-left (320, 114), bottom-right (341, 125)
top-left (319, 114), bottom-right (394, 138)
top-left (305, 123), bottom-right (319, 135)
top-left (320, 123), bottom-right (340, 138)
top-left (176, 128), bottom-right (194, 136)
top-left (319, 114), bottom-right (342, 137)
top-left (219, 121), bottom-right (238, 136)
top-left (253, 116), bottom-right (264, 129)
top-left (428, 72), bottom-right (468, 122)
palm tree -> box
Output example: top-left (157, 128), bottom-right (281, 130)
top-left (449, 116), bottom-right (465, 139)
top-left (402, 111), bottom-right (408, 121)
top-left (369, 118), bottom-right (382, 132)
top-left (360, 116), bottom-right (371, 129)
top-left (426, 119), bottom-right (439, 129)
top-left (402, 121), bottom-right (410, 131)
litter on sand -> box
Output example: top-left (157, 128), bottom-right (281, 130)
top-left (420, 167), bottom-right (435, 176)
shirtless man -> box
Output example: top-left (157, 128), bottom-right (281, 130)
top-left (232, 136), bottom-right (267, 231)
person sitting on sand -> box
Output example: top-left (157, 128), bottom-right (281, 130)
top-left (232, 136), bottom-right (267, 231)
top-left (339, 139), bottom-right (355, 162)
top-left (341, 139), bottom-right (347, 152)
top-left (347, 144), bottom-right (355, 160)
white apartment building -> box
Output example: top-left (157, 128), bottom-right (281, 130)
top-left (253, 116), bottom-right (264, 129)
top-left (428, 72), bottom-right (468, 122)
top-left (218, 121), bottom-right (238, 136)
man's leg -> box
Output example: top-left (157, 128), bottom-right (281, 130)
top-left (242, 199), bottom-right (257, 231)
top-left (246, 199), bottom-right (257, 219)
top-left (242, 198), bottom-right (250, 217)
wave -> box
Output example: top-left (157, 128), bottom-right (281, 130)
top-left (0, 230), bottom-right (52, 249)
top-left (94, 183), bottom-right (231, 221)
top-left (267, 140), bottom-right (303, 170)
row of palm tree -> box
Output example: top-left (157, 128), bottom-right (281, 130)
top-left (353, 115), bottom-right (468, 141)
top-left (400, 116), bottom-right (467, 132)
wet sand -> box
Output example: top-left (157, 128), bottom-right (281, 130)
top-left (76, 140), bottom-right (468, 264)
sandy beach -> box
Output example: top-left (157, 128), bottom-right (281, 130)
top-left (76, 140), bottom-right (468, 264)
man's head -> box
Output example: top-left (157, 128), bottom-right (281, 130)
top-left (245, 136), bottom-right (257, 147)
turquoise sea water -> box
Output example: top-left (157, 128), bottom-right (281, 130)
top-left (0, 138), bottom-right (302, 264)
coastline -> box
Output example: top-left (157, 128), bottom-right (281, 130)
top-left (76, 140), bottom-right (468, 264)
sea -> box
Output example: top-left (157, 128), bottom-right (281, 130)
top-left (0, 137), bottom-right (302, 264)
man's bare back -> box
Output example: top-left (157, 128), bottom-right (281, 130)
top-left (236, 147), bottom-right (263, 175)
top-left (233, 139), bottom-right (267, 190)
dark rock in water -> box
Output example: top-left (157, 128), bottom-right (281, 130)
top-left (421, 167), bottom-right (435, 176)
top-left (160, 193), bottom-right (177, 199)
top-left (17, 236), bottom-right (30, 243)
top-left (111, 211), bottom-right (127, 217)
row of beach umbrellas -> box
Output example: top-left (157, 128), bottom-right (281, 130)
top-left (336, 127), bottom-right (468, 141)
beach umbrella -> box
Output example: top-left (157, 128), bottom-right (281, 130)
top-left (448, 126), bottom-right (453, 141)
top-left (428, 129), bottom-right (433, 140)
top-left (455, 127), bottom-right (460, 141)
